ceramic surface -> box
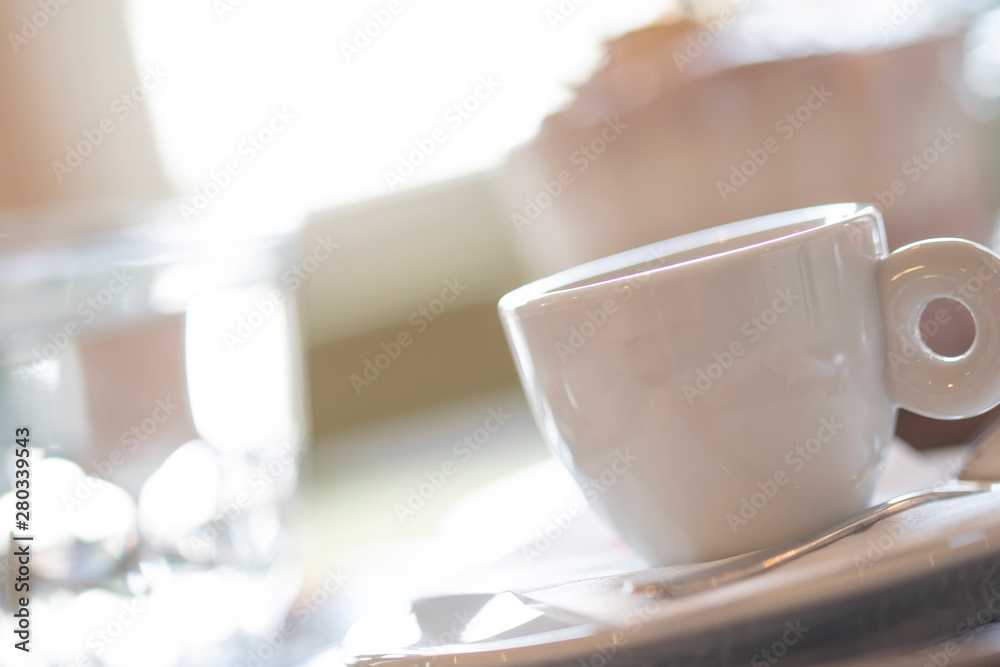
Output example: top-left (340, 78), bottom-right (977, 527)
top-left (498, 203), bottom-right (1000, 564)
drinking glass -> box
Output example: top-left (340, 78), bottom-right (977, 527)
top-left (0, 203), bottom-right (307, 666)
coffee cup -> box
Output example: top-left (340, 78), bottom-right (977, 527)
top-left (499, 203), bottom-right (1000, 564)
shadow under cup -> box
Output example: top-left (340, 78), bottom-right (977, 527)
top-left (0, 209), bottom-right (307, 666)
top-left (499, 203), bottom-right (1000, 566)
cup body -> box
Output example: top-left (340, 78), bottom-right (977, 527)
top-left (499, 204), bottom-right (899, 564)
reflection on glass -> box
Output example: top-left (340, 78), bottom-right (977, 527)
top-left (0, 219), bottom-right (305, 666)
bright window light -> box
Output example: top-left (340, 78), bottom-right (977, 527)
top-left (123, 0), bottom-right (671, 222)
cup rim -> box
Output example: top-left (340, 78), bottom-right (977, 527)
top-left (499, 202), bottom-right (878, 315)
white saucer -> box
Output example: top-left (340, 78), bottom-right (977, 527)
top-left (339, 442), bottom-right (1000, 666)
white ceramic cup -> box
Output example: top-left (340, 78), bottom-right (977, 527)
top-left (499, 203), bottom-right (1000, 565)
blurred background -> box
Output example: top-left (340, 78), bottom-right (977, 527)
top-left (2, 0), bottom-right (1000, 664)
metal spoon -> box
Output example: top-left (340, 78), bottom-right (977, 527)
top-left (626, 422), bottom-right (1000, 599)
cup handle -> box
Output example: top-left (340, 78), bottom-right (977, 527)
top-left (879, 238), bottom-right (1000, 419)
